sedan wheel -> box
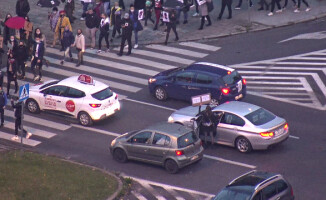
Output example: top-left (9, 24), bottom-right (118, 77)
top-left (26, 99), bottom-right (40, 114)
top-left (154, 86), bottom-right (167, 101)
top-left (236, 137), bottom-right (252, 153)
top-left (165, 159), bottom-right (179, 174)
top-left (113, 148), bottom-right (128, 163)
top-left (78, 112), bottom-right (93, 126)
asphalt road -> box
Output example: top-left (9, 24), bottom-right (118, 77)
top-left (2, 18), bottom-right (326, 199)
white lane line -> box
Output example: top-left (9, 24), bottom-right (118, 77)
top-left (141, 182), bottom-right (167, 200)
top-left (131, 191), bottom-right (147, 200)
top-left (146, 45), bottom-right (208, 58)
top-left (241, 65), bottom-right (326, 70)
top-left (262, 92), bottom-right (309, 96)
top-left (5, 110), bottom-right (71, 131)
top-left (247, 81), bottom-right (302, 85)
top-left (70, 124), bottom-right (120, 137)
top-left (123, 98), bottom-right (177, 111)
top-left (242, 76), bottom-right (302, 80)
top-left (289, 135), bottom-right (300, 139)
top-left (83, 48), bottom-right (175, 70)
top-left (4, 122), bottom-right (56, 139)
top-left (246, 86), bottom-right (305, 90)
top-left (46, 47), bottom-right (159, 76)
top-left (0, 131), bottom-right (41, 146)
top-left (164, 188), bottom-right (186, 200)
top-left (123, 175), bottom-right (215, 199)
top-left (292, 56), bottom-right (326, 61)
top-left (179, 42), bottom-right (221, 51)
top-left (299, 77), bottom-right (322, 108)
top-left (203, 154), bottom-right (256, 169)
top-left (265, 61), bottom-right (326, 66)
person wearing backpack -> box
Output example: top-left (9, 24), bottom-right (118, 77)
top-left (0, 87), bottom-right (8, 127)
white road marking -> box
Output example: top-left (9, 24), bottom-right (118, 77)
top-left (164, 188), bottom-right (186, 200)
top-left (289, 135), bottom-right (300, 139)
top-left (246, 86), bottom-right (306, 90)
top-left (279, 31), bottom-right (326, 43)
top-left (146, 45), bottom-right (208, 58)
top-left (3, 122), bottom-right (56, 139)
top-left (203, 154), bottom-right (256, 169)
top-left (70, 124), bottom-right (120, 137)
top-left (247, 81), bottom-right (303, 85)
top-left (123, 98), bottom-right (177, 111)
top-left (131, 191), bottom-right (147, 200)
top-left (141, 181), bottom-right (167, 200)
top-left (179, 42), bottom-right (221, 51)
top-left (0, 131), bottom-right (41, 146)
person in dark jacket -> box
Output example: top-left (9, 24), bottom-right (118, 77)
top-left (1, 14), bottom-right (15, 45)
top-left (110, 2), bottom-right (122, 42)
top-left (164, 9), bottom-right (178, 45)
top-left (60, 26), bottom-right (74, 65)
top-left (129, 4), bottom-right (143, 49)
top-left (197, 105), bottom-right (217, 145)
top-left (218, 0), bottom-right (233, 20)
top-left (0, 87), bottom-right (7, 127)
top-left (6, 53), bottom-right (18, 95)
top-left (84, 8), bottom-right (100, 49)
top-left (13, 41), bottom-right (28, 80)
top-left (31, 37), bottom-right (44, 81)
top-left (117, 13), bottom-right (133, 56)
top-left (11, 99), bottom-right (32, 140)
top-left (64, 0), bottom-right (75, 23)
top-left (153, 0), bottom-right (163, 30)
top-left (16, 0), bottom-right (30, 18)
top-left (144, 0), bottom-right (154, 26)
top-left (134, 0), bottom-right (146, 10)
top-left (98, 13), bottom-right (110, 53)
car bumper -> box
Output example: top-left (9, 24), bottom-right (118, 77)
top-left (175, 147), bottom-right (204, 168)
top-left (251, 131), bottom-right (290, 150)
top-left (90, 101), bottom-right (121, 121)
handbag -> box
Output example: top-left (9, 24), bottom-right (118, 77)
top-left (207, 1), bottom-right (214, 12)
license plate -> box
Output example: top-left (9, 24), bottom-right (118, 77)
top-left (235, 94), bottom-right (243, 100)
top-left (191, 155), bottom-right (199, 161)
top-left (275, 128), bottom-right (284, 136)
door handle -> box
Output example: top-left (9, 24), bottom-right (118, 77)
top-left (56, 100), bottom-right (61, 103)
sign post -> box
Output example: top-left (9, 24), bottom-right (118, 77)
top-left (18, 83), bottom-right (29, 144)
top-left (191, 93), bottom-right (211, 113)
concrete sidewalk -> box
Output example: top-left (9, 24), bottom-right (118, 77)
top-left (1, 0), bottom-right (325, 46)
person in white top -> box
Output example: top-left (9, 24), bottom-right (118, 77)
top-left (72, 29), bottom-right (85, 67)
top-left (98, 13), bottom-right (110, 53)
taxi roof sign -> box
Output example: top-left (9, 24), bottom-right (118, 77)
top-left (78, 74), bottom-right (94, 85)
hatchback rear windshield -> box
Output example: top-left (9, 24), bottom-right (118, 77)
top-left (177, 131), bottom-right (198, 148)
top-left (91, 87), bottom-right (113, 100)
top-left (222, 71), bottom-right (242, 85)
top-left (245, 108), bottom-right (276, 126)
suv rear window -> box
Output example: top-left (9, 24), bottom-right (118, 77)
top-left (177, 131), bottom-right (198, 148)
top-left (213, 187), bottom-right (253, 200)
top-left (91, 87), bottom-right (113, 100)
top-left (245, 108), bottom-right (276, 126)
top-left (222, 71), bottom-right (242, 85)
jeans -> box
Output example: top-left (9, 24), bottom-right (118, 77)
top-left (103, 2), bottom-right (111, 16)
top-left (82, 2), bottom-right (90, 16)
top-left (176, 7), bottom-right (188, 22)
top-left (134, 30), bottom-right (139, 45)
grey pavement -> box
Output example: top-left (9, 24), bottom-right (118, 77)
top-left (1, 0), bottom-right (326, 47)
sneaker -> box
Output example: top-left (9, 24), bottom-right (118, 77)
top-left (305, 7), bottom-right (311, 12)
top-left (97, 49), bottom-right (102, 53)
top-left (294, 8), bottom-right (300, 12)
top-left (33, 75), bottom-right (40, 81)
top-left (105, 48), bottom-right (110, 52)
top-left (234, 7), bottom-right (241, 10)
top-left (192, 12), bottom-right (199, 17)
top-left (267, 12), bottom-right (274, 16)
top-left (276, 9), bottom-right (282, 13)
top-left (80, 17), bottom-right (85, 21)
top-left (134, 44), bottom-right (138, 49)
top-left (26, 132), bottom-right (32, 139)
top-left (11, 135), bottom-right (19, 140)
top-left (125, 45), bottom-right (129, 48)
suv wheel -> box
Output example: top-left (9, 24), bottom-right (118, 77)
top-left (236, 137), bottom-right (252, 153)
top-left (113, 148), bottom-right (128, 163)
top-left (154, 86), bottom-right (167, 101)
top-left (26, 99), bottom-right (40, 114)
top-left (164, 159), bottom-right (179, 174)
top-left (78, 112), bottom-right (93, 126)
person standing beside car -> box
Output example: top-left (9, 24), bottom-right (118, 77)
top-left (198, 106), bottom-right (216, 146)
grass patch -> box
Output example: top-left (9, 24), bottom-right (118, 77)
top-left (0, 151), bottom-right (118, 200)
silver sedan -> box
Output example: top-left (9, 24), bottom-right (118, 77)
top-left (168, 101), bottom-right (290, 153)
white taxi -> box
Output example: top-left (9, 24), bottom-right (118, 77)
top-left (26, 74), bottom-right (121, 126)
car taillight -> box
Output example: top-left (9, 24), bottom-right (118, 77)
top-left (222, 88), bottom-right (230, 95)
top-left (89, 104), bottom-right (101, 108)
top-left (260, 132), bottom-right (274, 137)
top-left (175, 150), bottom-right (184, 156)
top-left (242, 79), bottom-right (247, 85)
top-left (115, 94), bottom-right (118, 100)
top-left (284, 123), bottom-right (289, 130)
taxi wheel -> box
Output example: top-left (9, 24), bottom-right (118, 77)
top-left (154, 86), bottom-right (167, 101)
top-left (113, 148), bottom-right (128, 163)
top-left (235, 137), bottom-right (252, 153)
top-left (26, 99), bottom-right (40, 114)
top-left (164, 159), bottom-right (179, 174)
top-left (78, 112), bottom-right (93, 126)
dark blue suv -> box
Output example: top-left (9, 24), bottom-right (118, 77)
top-left (148, 62), bottom-right (246, 104)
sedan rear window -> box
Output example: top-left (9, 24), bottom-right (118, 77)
top-left (91, 87), bottom-right (113, 100)
top-left (245, 108), bottom-right (276, 126)
top-left (222, 71), bottom-right (242, 85)
top-left (177, 131), bottom-right (198, 148)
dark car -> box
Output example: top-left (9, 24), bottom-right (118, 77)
top-left (213, 170), bottom-right (294, 200)
top-left (148, 62), bottom-right (246, 104)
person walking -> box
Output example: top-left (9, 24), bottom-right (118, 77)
top-left (294, 0), bottom-right (311, 12)
top-left (34, 28), bottom-right (50, 67)
top-left (84, 7), bottom-right (100, 49)
top-left (98, 13), bottom-right (110, 53)
top-left (65, 0), bottom-right (76, 24)
top-left (73, 29), bottom-right (85, 66)
top-left (16, 0), bottom-right (30, 18)
top-left (11, 99), bottom-right (32, 141)
top-left (268, 0), bottom-right (282, 16)
top-left (218, 0), bottom-right (233, 20)
top-left (0, 87), bottom-right (7, 127)
top-left (129, 4), bottom-right (143, 49)
top-left (31, 37), bottom-right (44, 81)
top-left (153, 0), bottom-right (163, 31)
top-left (177, 0), bottom-right (191, 24)
top-left (60, 26), bottom-right (74, 65)
top-left (144, 0), bottom-right (154, 26)
top-left (49, 7), bottom-right (60, 47)
top-left (13, 41), bottom-right (28, 80)
top-left (164, 9), bottom-right (178, 45)
top-left (117, 13), bottom-right (133, 56)
top-left (6, 53), bottom-right (18, 96)
top-left (55, 10), bottom-right (72, 51)
top-left (110, 2), bottom-right (122, 42)
top-left (234, 0), bottom-right (253, 10)
top-left (198, 0), bottom-right (212, 30)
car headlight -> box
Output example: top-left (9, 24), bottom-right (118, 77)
top-left (111, 139), bottom-right (116, 146)
top-left (148, 78), bottom-right (156, 83)
top-left (168, 116), bottom-right (174, 123)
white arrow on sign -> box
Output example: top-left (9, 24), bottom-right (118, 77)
top-left (279, 31), bottom-right (326, 43)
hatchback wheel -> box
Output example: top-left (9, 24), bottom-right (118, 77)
top-left (113, 148), bottom-right (128, 163)
top-left (26, 99), bottom-right (40, 114)
top-left (210, 98), bottom-right (220, 106)
top-left (78, 112), bottom-right (93, 126)
top-left (165, 159), bottom-right (179, 174)
top-left (154, 86), bottom-right (167, 101)
top-left (236, 137), bottom-right (252, 153)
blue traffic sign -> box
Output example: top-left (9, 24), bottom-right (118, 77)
top-left (19, 84), bottom-right (29, 102)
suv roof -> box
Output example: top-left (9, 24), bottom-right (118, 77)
top-left (186, 62), bottom-right (235, 77)
top-left (229, 171), bottom-right (280, 190)
top-left (145, 122), bottom-right (192, 137)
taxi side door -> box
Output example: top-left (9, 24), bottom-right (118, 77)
top-left (40, 85), bottom-right (69, 113)
top-left (63, 87), bottom-right (86, 116)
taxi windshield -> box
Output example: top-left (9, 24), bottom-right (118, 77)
top-left (91, 87), bottom-right (113, 100)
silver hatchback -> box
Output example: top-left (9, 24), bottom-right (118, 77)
top-left (168, 101), bottom-right (290, 153)
top-left (109, 122), bottom-right (204, 173)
